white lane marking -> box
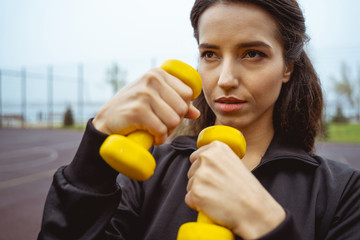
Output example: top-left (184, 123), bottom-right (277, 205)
top-left (0, 140), bottom-right (79, 172)
top-left (0, 147), bottom-right (58, 172)
top-left (0, 168), bottom-right (57, 190)
top-left (339, 156), bottom-right (349, 165)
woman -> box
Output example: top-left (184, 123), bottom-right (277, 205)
top-left (38, 0), bottom-right (360, 239)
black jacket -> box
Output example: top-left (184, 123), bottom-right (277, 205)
top-left (38, 121), bottom-right (360, 239)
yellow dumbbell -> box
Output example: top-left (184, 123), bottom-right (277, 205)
top-left (99, 59), bottom-right (202, 181)
top-left (177, 125), bottom-right (246, 240)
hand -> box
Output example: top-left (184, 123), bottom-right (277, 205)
top-left (185, 141), bottom-right (285, 239)
top-left (93, 67), bottom-right (200, 145)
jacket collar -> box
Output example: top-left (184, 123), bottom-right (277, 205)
top-left (260, 133), bottom-right (320, 167)
top-left (171, 133), bottom-right (320, 168)
top-left (170, 135), bottom-right (197, 151)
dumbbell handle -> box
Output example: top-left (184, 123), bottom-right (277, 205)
top-left (197, 212), bottom-right (213, 224)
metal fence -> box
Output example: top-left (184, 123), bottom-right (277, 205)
top-left (0, 64), bottom-right (105, 128)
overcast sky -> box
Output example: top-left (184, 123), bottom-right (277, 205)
top-left (1, 0), bottom-right (360, 117)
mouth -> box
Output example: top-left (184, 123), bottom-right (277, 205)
top-left (215, 97), bottom-right (246, 113)
top-left (215, 97), bottom-right (246, 104)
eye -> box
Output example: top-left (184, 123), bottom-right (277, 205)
top-left (201, 51), bottom-right (218, 60)
top-left (244, 50), bottom-right (266, 59)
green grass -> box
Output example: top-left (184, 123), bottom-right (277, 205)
top-left (326, 123), bottom-right (360, 143)
top-left (56, 122), bottom-right (360, 143)
top-left (58, 124), bottom-right (86, 131)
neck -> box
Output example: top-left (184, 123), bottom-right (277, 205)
top-left (240, 121), bottom-right (275, 171)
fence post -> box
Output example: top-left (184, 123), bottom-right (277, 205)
top-left (47, 65), bottom-right (53, 128)
top-left (0, 69), bottom-right (2, 128)
top-left (78, 63), bottom-right (84, 124)
top-left (21, 68), bottom-right (26, 128)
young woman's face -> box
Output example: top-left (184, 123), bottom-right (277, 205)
top-left (197, 3), bottom-right (292, 133)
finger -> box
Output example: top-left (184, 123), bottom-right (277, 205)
top-left (144, 121), bottom-right (168, 146)
top-left (157, 85), bottom-right (190, 121)
top-left (189, 144), bottom-right (210, 163)
top-left (160, 72), bottom-right (201, 120)
top-left (189, 150), bottom-right (199, 164)
top-left (156, 73), bottom-right (195, 120)
top-left (184, 190), bottom-right (197, 211)
top-left (128, 104), bottom-right (170, 145)
top-left (146, 69), bottom-right (192, 125)
top-left (187, 155), bottom-right (201, 179)
top-left (184, 104), bottom-right (201, 119)
top-left (161, 69), bottom-right (195, 102)
top-left (186, 175), bottom-right (194, 192)
top-left (149, 93), bottom-right (186, 135)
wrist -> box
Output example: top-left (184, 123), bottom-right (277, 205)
top-left (233, 202), bottom-right (286, 239)
top-left (92, 114), bottom-right (112, 135)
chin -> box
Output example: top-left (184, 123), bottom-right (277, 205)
top-left (215, 117), bottom-right (247, 131)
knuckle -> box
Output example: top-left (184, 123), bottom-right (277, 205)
top-left (184, 193), bottom-right (193, 208)
top-left (130, 102), bottom-right (147, 117)
top-left (191, 184), bottom-right (205, 206)
top-left (157, 124), bottom-right (168, 137)
top-left (177, 102), bottom-right (189, 117)
top-left (135, 86), bottom-right (153, 102)
top-left (210, 140), bottom-right (227, 150)
top-left (168, 114), bottom-right (181, 129)
top-left (144, 70), bottom-right (163, 86)
top-left (183, 86), bottom-right (193, 100)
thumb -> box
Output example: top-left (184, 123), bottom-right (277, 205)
top-left (185, 104), bottom-right (201, 119)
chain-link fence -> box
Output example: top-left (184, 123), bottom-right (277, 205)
top-left (0, 63), bottom-right (118, 128)
top-left (0, 59), bottom-right (169, 128)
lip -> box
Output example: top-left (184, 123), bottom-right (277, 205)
top-left (215, 97), bottom-right (246, 113)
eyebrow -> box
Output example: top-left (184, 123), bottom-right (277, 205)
top-left (199, 41), bottom-right (272, 50)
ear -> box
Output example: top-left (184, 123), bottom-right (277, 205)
top-left (282, 62), bottom-right (294, 83)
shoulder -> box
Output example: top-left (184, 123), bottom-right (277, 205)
top-left (313, 155), bottom-right (360, 237)
top-left (308, 153), bottom-right (360, 210)
top-left (313, 154), bottom-right (360, 181)
top-left (314, 154), bottom-right (360, 194)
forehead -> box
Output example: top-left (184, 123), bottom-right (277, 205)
top-left (198, 2), bottom-right (280, 45)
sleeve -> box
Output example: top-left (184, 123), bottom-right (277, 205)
top-left (256, 211), bottom-right (302, 240)
top-left (233, 210), bottom-right (303, 240)
top-left (324, 171), bottom-right (360, 240)
top-left (38, 119), bottom-right (124, 240)
top-left (247, 169), bottom-right (360, 240)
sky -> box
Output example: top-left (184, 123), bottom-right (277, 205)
top-left (1, 0), bottom-right (360, 119)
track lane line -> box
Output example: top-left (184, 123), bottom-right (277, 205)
top-left (0, 168), bottom-right (57, 190)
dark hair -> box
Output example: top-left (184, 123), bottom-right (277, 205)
top-left (176, 0), bottom-right (323, 152)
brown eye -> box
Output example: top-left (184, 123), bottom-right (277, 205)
top-left (204, 51), bottom-right (215, 58)
top-left (247, 51), bottom-right (257, 58)
top-left (244, 50), bottom-right (266, 59)
top-left (200, 51), bottom-right (218, 62)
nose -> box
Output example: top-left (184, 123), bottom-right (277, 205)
top-left (217, 59), bottom-right (240, 90)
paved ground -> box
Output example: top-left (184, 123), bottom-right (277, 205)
top-left (0, 128), bottom-right (359, 240)
top-left (0, 128), bottom-right (83, 240)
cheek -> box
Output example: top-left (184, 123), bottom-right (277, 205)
top-left (199, 69), bottom-right (216, 99)
top-left (249, 70), bottom-right (284, 103)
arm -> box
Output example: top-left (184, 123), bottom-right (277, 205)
top-left (185, 141), bottom-right (301, 240)
top-left (324, 171), bottom-right (360, 240)
top-left (39, 65), bottom-right (199, 239)
top-left (38, 120), bottom-right (123, 240)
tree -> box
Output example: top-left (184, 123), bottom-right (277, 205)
top-left (63, 105), bottom-right (75, 127)
top-left (106, 62), bottom-right (127, 95)
top-left (332, 62), bottom-right (360, 122)
top-left (332, 104), bottom-right (348, 123)
top-left (356, 66), bottom-right (360, 121)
